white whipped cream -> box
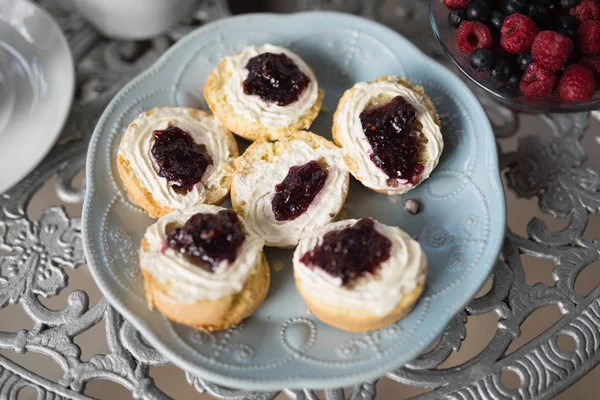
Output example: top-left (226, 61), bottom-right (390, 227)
top-left (293, 219), bottom-right (426, 316)
top-left (219, 44), bottom-right (319, 128)
top-left (335, 77), bottom-right (443, 194)
top-left (118, 107), bottom-right (235, 210)
top-left (141, 204), bottom-right (264, 303)
top-left (232, 137), bottom-right (349, 248)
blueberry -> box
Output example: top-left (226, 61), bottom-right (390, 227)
top-left (489, 10), bottom-right (507, 30)
top-left (517, 52), bottom-right (534, 70)
top-left (558, 27), bottom-right (576, 38)
top-left (506, 72), bottom-right (522, 89)
top-left (490, 60), bottom-right (512, 82)
top-left (469, 48), bottom-right (496, 71)
top-left (559, 0), bottom-right (580, 9)
top-left (504, 0), bottom-right (529, 14)
top-left (467, 1), bottom-right (492, 22)
top-left (538, 0), bottom-right (558, 9)
top-left (559, 15), bottom-right (578, 30)
top-left (529, 3), bottom-right (549, 23)
top-left (448, 9), bottom-right (467, 28)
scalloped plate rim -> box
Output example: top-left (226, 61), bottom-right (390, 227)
top-left (82, 11), bottom-right (506, 390)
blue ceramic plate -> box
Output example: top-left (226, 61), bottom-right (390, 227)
top-left (82, 11), bottom-right (505, 390)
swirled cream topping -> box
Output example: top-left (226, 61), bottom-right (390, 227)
top-left (232, 136), bottom-right (349, 248)
top-left (219, 44), bottom-right (319, 128)
top-left (118, 107), bottom-right (235, 210)
top-left (335, 77), bottom-right (443, 194)
top-left (293, 219), bottom-right (426, 316)
top-left (140, 204), bottom-right (264, 303)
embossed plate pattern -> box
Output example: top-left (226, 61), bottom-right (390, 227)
top-left (82, 12), bottom-right (505, 390)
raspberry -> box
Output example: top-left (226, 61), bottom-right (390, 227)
top-left (570, 0), bottom-right (600, 22)
top-left (520, 62), bottom-right (557, 98)
top-left (581, 54), bottom-right (600, 82)
top-left (558, 64), bottom-right (596, 102)
top-left (444, 0), bottom-right (470, 9)
top-left (531, 31), bottom-right (574, 71)
top-left (501, 13), bottom-right (540, 54)
top-left (577, 20), bottom-right (600, 54)
top-left (456, 21), bottom-right (493, 54)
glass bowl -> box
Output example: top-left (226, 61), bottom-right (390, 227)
top-left (430, 0), bottom-right (600, 113)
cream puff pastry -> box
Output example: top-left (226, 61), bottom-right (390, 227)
top-left (140, 204), bottom-right (269, 331)
top-left (293, 218), bottom-right (427, 332)
top-left (117, 107), bottom-right (238, 218)
top-left (231, 131), bottom-right (349, 248)
top-left (204, 44), bottom-right (324, 141)
top-left (333, 76), bottom-right (443, 195)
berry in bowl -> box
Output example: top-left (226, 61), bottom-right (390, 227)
top-left (430, 0), bottom-right (600, 112)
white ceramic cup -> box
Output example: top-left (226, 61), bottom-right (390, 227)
top-left (72, 0), bottom-right (198, 40)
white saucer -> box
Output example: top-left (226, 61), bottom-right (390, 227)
top-left (0, 0), bottom-right (74, 193)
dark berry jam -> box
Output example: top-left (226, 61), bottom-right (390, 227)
top-left (166, 210), bottom-right (245, 272)
top-left (271, 160), bottom-right (328, 221)
top-left (300, 218), bottom-right (391, 286)
top-left (151, 126), bottom-right (212, 194)
top-left (359, 96), bottom-right (424, 187)
top-left (243, 52), bottom-right (310, 106)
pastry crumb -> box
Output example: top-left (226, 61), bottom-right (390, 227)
top-left (271, 259), bottom-right (284, 272)
top-left (403, 199), bottom-right (420, 215)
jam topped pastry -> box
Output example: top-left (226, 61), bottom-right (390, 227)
top-left (140, 204), bottom-right (269, 331)
top-left (293, 218), bottom-right (427, 332)
top-left (359, 96), bottom-right (423, 187)
top-left (333, 76), bottom-right (443, 195)
top-left (117, 107), bottom-right (238, 218)
top-left (300, 218), bottom-right (391, 285)
top-left (231, 131), bottom-right (349, 248)
top-left (243, 52), bottom-right (310, 106)
top-left (204, 44), bottom-right (324, 141)
top-left (151, 126), bottom-right (213, 194)
top-left (166, 210), bottom-right (245, 271)
top-left (271, 160), bottom-right (329, 221)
